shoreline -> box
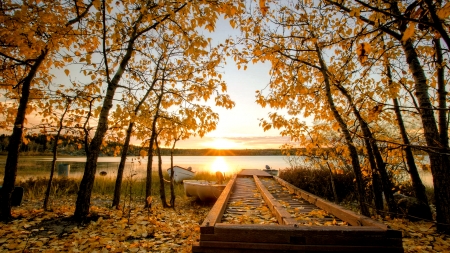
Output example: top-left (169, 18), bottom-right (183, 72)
top-left (0, 148), bottom-right (285, 157)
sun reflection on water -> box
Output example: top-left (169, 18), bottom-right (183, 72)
top-left (210, 157), bottom-right (230, 175)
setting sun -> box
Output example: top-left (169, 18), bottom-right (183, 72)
top-left (208, 138), bottom-right (238, 149)
top-left (211, 157), bottom-right (230, 174)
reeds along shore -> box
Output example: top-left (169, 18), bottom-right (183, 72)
top-left (279, 167), bottom-right (434, 208)
top-left (6, 171), bottom-right (230, 205)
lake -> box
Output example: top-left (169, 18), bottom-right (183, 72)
top-left (0, 155), bottom-right (433, 187)
top-left (0, 155), bottom-right (290, 180)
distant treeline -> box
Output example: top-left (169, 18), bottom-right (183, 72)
top-left (0, 134), bottom-right (428, 157)
top-left (167, 148), bottom-right (283, 156)
top-left (0, 134), bottom-right (283, 156)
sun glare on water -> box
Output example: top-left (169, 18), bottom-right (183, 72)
top-left (211, 157), bottom-right (230, 174)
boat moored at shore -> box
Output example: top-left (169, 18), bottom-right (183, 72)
top-left (183, 180), bottom-right (226, 202)
top-left (167, 165), bottom-right (195, 183)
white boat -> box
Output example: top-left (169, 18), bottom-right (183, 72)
top-left (264, 169), bottom-right (279, 176)
top-left (183, 180), bottom-right (226, 201)
top-left (264, 165), bottom-right (279, 176)
top-left (167, 165), bottom-right (195, 183)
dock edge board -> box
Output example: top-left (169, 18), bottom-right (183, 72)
top-left (195, 170), bottom-right (404, 252)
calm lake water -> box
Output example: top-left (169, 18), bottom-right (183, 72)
top-left (0, 155), bottom-right (433, 187)
top-left (0, 155), bottom-right (290, 180)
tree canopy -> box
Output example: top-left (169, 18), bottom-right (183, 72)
top-left (1, 0), bottom-right (449, 234)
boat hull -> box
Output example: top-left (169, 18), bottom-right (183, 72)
top-left (264, 169), bottom-right (279, 176)
top-left (167, 166), bottom-right (195, 183)
top-left (183, 180), bottom-right (226, 201)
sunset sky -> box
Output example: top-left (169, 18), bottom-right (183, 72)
top-left (175, 18), bottom-right (292, 150)
top-left (39, 16), bottom-right (295, 150)
top-left (175, 58), bottom-right (289, 150)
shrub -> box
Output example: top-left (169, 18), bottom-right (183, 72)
top-left (279, 167), bottom-right (356, 203)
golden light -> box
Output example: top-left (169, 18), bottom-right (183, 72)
top-left (209, 138), bottom-right (237, 149)
top-left (211, 157), bottom-right (230, 174)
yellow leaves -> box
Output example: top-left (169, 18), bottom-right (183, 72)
top-left (140, 150), bottom-right (148, 158)
top-left (368, 103), bottom-right (384, 121)
top-left (272, 44), bottom-right (281, 52)
top-left (401, 22), bottom-right (415, 43)
top-left (259, 0), bottom-right (269, 16)
top-left (205, 23), bottom-right (215, 32)
top-left (93, 0), bottom-right (101, 10)
top-left (437, 2), bottom-right (450, 19)
top-left (384, 219), bottom-right (450, 252)
top-left (349, 8), bottom-right (361, 17)
top-left (8, 195), bottom-right (206, 252)
top-left (64, 69), bottom-right (70, 76)
top-left (229, 19), bottom-right (236, 29)
top-left (22, 136), bottom-right (30, 145)
top-left (356, 42), bottom-right (371, 64)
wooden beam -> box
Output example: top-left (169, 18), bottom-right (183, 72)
top-left (238, 169), bottom-right (272, 177)
top-left (253, 175), bottom-right (297, 225)
top-left (202, 224), bottom-right (401, 244)
top-left (200, 174), bottom-right (237, 234)
top-left (193, 241), bottom-right (404, 253)
top-left (274, 177), bottom-right (389, 230)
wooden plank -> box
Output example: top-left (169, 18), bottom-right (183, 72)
top-left (201, 231), bottom-right (402, 246)
top-left (200, 174), bottom-right (237, 234)
top-left (200, 224), bottom-right (402, 245)
top-left (221, 176), bottom-right (279, 225)
top-left (253, 175), bottom-right (297, 225)
top-left (200, 226), bottom-right (401, 248)
top-left (238, 169), bottom-right (272, 177)
top-left (274, 176), bottom-right (389, 230)
top-left (193, 241), bottom-right (404, 253)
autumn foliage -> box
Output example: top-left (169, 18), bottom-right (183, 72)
top-left (1, 0), bottom-right (450, 242)
top-left (231, 0), bottom-right (450, 233)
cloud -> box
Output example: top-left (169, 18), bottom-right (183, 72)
top-left (175, 135), bottom-right (291, 149)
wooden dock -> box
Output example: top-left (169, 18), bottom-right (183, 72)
top-left (193, 169), bottom-right (403, 253)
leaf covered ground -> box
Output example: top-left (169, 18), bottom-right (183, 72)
top-left (383, 218), bottom-right (450, 253)
top-left (1, 195), bottom-right (450, 252)
top-left (0, 195), bottom-right (210, 253)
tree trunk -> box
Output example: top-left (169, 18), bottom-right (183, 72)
top-left (387, 0), bottom-right (450, 231)
top-left (370, 138), bottom-right (397, 214)
top-left (372, 172), bottom-right (384, 213)
top-left (326, 0), bottom-right (450, 231)
top-left (434, 39), bottom-right (449, 149)
top-left (112, 122), bottom-right (134, 208)
top-left (0, 49), bottom-right (47, 221)
top-left (73, 8), bottom-right (145, 220)
top-left (112, 58), bottom-right (160, 208)
top-left (145, 130), bottom-right (156, 208)
top-left (393, 98), bottom-right (432, 216)
top-left (363, 137), bottom-right (384, 213)
top-left (423, 0), bottom-right (450, 50)
top-left (335, 83), bottom-right (397, 214)
top-left (363, 136), bottom-right (384, 212)
top-left (43, 100), bottom-right (70, 211)
top-left (325, 161), bottom-right (339, 203)
top-left (316, 45), bottom-right (370, 216)
top-left (384, 55), bottom-right (432, 218)
top-left (74, 41), bottom-right (138, 222)
top-left (169, 141), bottom-right (176, 208)
top-left (145, 84), bottom-right (164, 208)
top-left (402, 38), bottom-right (450, 232)
top-left (156, 139), bottom-right (168, 208)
